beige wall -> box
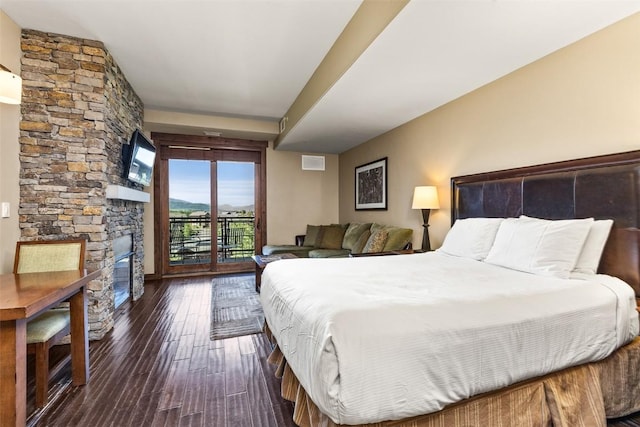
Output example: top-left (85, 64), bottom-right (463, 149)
top-left (339, 13), bottom-right (640, 250)
top-left (0, 11), bottom-right (22, 273)
top-left (266, 145), bottom-right (339, 244)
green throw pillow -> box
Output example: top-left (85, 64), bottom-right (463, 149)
top-left (350, 230), bottom-right (371, 254)
top-left (303, 225), bottom-right (322, 247)
top-left (318, 224), bottom-right (348, 249)
top-left (342, 223), bottom-right (372, 251)
top-left (382, 226), bottom-right (413, 251)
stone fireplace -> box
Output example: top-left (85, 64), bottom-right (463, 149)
top-left (18, 29), bottom-right (145, 340)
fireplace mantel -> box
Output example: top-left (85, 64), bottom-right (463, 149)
top-left (106, 185), bottom-right (150, 203)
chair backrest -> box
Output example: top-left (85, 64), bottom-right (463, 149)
top-left (14, 239), bottom-right (86, 274)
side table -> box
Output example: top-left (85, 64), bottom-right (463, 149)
top-left (251, 253), bottom-right (298, 292)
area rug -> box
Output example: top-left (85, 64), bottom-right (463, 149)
top-left (210, 274), bottom-right (264, 340)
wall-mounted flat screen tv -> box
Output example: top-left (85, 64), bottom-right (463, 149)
top-left (122, 129), bottom-right (156, 186)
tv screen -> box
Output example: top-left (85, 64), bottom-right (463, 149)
top-left (123, 129), bottom-right (156, 186)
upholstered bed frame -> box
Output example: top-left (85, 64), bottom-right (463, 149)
top-left (268, 150), bottom-right (640, 427)
top-left (452, 149), bottom-right (640, 297)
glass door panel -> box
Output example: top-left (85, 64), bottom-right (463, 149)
top-left (217, 161), bottom-right (255, 265)
top-left (168, 159), bottom-right (213, 268)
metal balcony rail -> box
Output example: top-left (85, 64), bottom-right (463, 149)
top-left (169, 215), bottom-right (255, 265)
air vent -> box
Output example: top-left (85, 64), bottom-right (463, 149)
top-left (301, 155), bottom-right (325, 171)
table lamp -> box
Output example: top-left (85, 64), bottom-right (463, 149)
top-left (412, 186), bottom-right (440, 251)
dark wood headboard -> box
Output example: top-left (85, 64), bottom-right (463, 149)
top-left (451, 150), bottom-right (640, 296)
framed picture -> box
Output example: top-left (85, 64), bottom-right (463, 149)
top-left (355, 157), bottom-right (387, 210)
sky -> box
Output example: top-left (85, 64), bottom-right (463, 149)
top-left (169, 159), bottom-right (254, 207)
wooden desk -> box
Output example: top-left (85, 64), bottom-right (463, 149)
top-left (0, 269), bottom-right (100, 427)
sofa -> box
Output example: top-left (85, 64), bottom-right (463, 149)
top-left (262, 223), bottom-right (413, 258)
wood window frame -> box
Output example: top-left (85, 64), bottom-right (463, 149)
top-left (151, 132), bottom-right (268, 277)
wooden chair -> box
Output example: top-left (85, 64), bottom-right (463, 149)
top-left (13, 239), bottom-right (87, 408)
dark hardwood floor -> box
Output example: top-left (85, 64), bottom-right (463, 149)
top-left (33, 274), bottom-right (295, 427)
top-left (29, 273), bottom-right (640, 427)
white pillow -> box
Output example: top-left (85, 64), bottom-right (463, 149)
top-left (437, 218), bottom-right (504, 260)
top-left (572, 219), bottom-right (613, 275)
top-left (484, 216), bottom-right (594, 279)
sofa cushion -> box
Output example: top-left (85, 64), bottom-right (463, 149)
top-left (303, 225), bottom-right (322, 247)
top-left (262, 245), bottom-right (312, 257)
top-left (309, 248), bottom-right (351, 258)
top-left (363, 229), bottom-right (389, 253)
top-left (350, 230), bottom-right (371, 255)
top-left (342, 223), bottom-right (372, 251)
top-left (318, 224), bottom-right (348, 249)
top-left (371, 224), bottom-right (413, 251)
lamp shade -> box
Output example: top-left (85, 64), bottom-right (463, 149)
top-left (0, 69), bottom-right (22, 105)
top-left (412, 186), bottom-right (439, 209)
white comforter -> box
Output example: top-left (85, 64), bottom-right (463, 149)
top-left (260, 252), bottom-right (639, 425)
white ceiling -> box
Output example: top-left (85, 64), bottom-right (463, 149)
top-left (2, 1), bottom-right (640, 153)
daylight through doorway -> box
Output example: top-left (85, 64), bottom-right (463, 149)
top-left (167, 159), bottom-right (256, 273)
top-left (168, 159), bottom-right (212, 267)
top-left (152, 132), bottom-right (267, 277)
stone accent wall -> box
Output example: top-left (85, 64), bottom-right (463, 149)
top-left (19, 29), bottom-right (145, 340)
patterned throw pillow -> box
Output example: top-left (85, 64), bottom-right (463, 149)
top-left (363, 230), bottom-right (388, 253)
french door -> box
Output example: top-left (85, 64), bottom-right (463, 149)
top-left (152, 133), bottom-right (267, 276)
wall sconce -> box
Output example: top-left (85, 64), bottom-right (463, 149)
top-left (412, 186), bottom-right (440, 251)
top-left (0, 64), bottom-right (22, 105)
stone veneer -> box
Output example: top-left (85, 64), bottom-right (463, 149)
top-left (19, 29), bottom-right (145, 340)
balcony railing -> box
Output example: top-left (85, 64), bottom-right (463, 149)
top-left (169, 216), bottom-right (255, 265)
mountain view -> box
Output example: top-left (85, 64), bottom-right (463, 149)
top-left (169, 198), bottom-right (210, 212)
top-left (169, 198), bottom-right (254, 213)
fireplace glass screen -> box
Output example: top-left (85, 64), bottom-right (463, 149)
top-left (114, 255), bottom-right (132, 309)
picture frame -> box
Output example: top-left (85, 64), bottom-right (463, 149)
top-left (355, 157), bottom-right (387, 210)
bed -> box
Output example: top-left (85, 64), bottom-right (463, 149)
top-left (260, 150), bottom-right (640, 427)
